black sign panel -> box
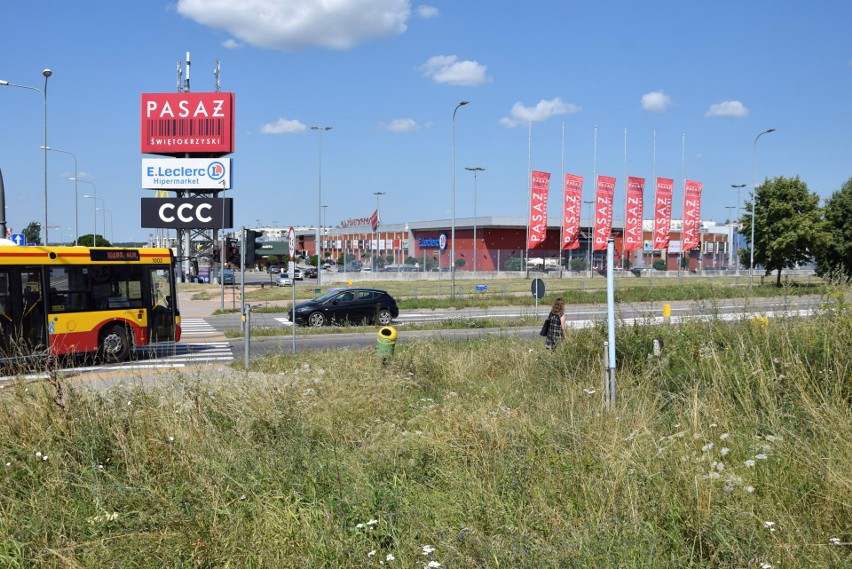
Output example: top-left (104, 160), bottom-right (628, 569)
top-left (90, 249), bottom-right (141, 262)
top-left (141, 198), bottom-right (233, 229)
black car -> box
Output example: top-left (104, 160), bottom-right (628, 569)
top-left (288, 288), bottom-right (399, 327)
top-left (303, 267), bottom-right (318, 279)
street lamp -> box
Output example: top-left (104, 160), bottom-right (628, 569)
top-left (43, 146), bottom-right (78, 245)
top-left (750, 128), bottom-right (776, 289)
top-left (82, 190), bottom-right (102, 246)
top-left (731, 184), bottom-right (746, 273)
top-left (1, 69), bottom-right (52, 244)
top-left (74, 179), bottom-right (97, 245)
top-left (372, 192), bottom-right (385, 273)
top-left (465, 167), bottom-right (485, 273)
top-left (311, 126), bottom-right (332, 286)
top-left (97, 207), bottom-right (113, 242)
top-left (725, 205), bottom-right (738, 269)
top-left (451, 100), bottom-right (469, 300)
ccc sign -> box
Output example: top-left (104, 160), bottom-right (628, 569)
top-left (141, 198), bottom-right (233, 229)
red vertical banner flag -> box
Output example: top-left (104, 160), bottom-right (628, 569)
top-left (562, 174), bottom-right (583, 250)
top-left (593, 175), bottom-right (616, 251)
top-left (653, 177), bottom-right (674, 250)
top-left (623, 176), bottom-right (645, 251)
top-left (681, 180), bottom-right (703, 250)
top-left (527, 170), bottom-right (550, 250)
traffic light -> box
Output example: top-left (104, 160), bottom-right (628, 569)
top-left (227, 238), bottom-right (239, 265)
top-left (245, 229), bottom-right (264, 266)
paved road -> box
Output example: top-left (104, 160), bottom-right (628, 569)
top-left (0, 295), bottom-right (823, 384)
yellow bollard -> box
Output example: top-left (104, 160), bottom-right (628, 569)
top-left (662, 304), bottom-right (671, 324)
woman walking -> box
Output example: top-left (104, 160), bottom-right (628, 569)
top-left (544, 298), bottom-right (566, 351)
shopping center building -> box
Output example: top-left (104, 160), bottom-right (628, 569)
top-left (258, 215), bottom-right (740, 272)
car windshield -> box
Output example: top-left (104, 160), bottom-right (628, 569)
top-left (312, 290), bottom-right (344, 303)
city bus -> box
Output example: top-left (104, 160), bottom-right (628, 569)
top-left (0, 246), bottom-right (181, 364)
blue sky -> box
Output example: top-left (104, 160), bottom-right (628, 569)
top-left (1, 0), bottom-right (850, 242)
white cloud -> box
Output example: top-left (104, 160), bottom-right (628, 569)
top-left (499, 97), bottom-right (581, 128)
top-left (705, 100), bottom-right (750, 118)
top-left (419, 55), bottom-right (491, 86)
top-left (641, 91), bottom-right (672, 113)
top-left (222, 38), bottom-right (242, 49)
top-left (260, 118), bottom-right (306, 134)
top-left (378, 118), bottom-right (421, 132)
top-left (176, 0), bottom-right (412, 51)
top-left (417, 5), bottom-right (438, 18)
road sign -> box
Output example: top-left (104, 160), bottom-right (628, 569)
top-left (288, 226), bottom-right (296, 259)
top-left (10, 233), bottom-right (25, 246)
top-left (531, 278), bottom-right (546, 299)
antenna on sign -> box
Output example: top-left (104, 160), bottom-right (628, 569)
top-left (185, 51), bottom-right (191, 93)
top-left (176, 60), bottom-right (182, 93)
top-left (214, 59), bottom-right (221, 92)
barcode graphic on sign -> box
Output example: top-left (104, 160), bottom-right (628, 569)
top-left (146, 119), bottom-right (225, 138)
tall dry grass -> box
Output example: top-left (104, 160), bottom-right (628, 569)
top-left (0, 301), bottom-right (849, 567)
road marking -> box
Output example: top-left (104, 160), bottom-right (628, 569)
top-left (180, 317), bottom-right (220, 336)
top-left (274, 317), bottom-right (294, 327)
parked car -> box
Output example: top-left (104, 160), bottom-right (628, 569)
top-left (277, 274), bottom-right (294, 287)
top-left (303, 267), bottom-right (318, 279)
top-left (267, 264), bottom-right (280, 274)
top-left (292, 268), bottom-right (304, 280)
top-left (288, 288), bottom-right (399, 327)
top-left (222, 269), bottom-right (235, 285)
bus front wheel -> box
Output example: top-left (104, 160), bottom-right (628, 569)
top-left (100, 325), bottom-right (132, 363)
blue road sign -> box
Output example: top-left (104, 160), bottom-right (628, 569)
top-left (10, 233), bottom-right (25, 246)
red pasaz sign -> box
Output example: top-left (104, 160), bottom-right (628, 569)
top-left (141, 92), bottom-right (235, 155)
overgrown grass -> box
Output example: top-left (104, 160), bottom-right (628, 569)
top-left (1, 304), bottom-right (850, 567)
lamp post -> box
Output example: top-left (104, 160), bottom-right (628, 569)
top-left (311, 126), bottom-right (332, 286)
top-left (372, 192), bottom-right (385, 273)
top-left (464, 167), bottom-right (485, 273)
top-left (1, 69), bottom-right (52, 244)
top-left (82, 190), bottom-right (102, 245)
top-left (750, 128), bottom-right (776, 290)
top-left (43, 146), bottom-right (78, 245)
top-left (74, 179), bottom-right (97, 245)
top-left (451, 100), bottom-right (469, 300)
top-left (725, 205), bottom-right (737, 270)
top-left (97, 208), bottom-right (113, 243)
top-left (731, 184), bottom-right (746, 273)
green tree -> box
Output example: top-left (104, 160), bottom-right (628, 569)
top-left (22, 221), bottom-right (42, 245)
top-left (814, 177), bottom-right (852, 281)
top-left (404, 256), bottom-right (418, 266)
top-left (740, 176), bottom-right (827, 286)
top-left (76, 234), bottom-right (112, 247)
top-left (652, 259), bottom-right (667, 271)
top-left (569, 257), bottom-right (587, 272)
top-left (503, 256), bottom-right (523, 271)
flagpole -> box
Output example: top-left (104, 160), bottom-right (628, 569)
top-left (622, 127), bottom-right (628, 271)
top-left (525, 121), bottom-right (532, 275)
top-left (591, 125), bottom-right (598, 275)
top-left (560, 122), bottom-right (565, 270)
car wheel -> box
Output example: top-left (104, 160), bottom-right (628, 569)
top-left (100, 324), bottom-right (132, 363)
top-left (308, 312), bottom-right (326, 327)
top-left (377, 309), bottom-right (393, 326)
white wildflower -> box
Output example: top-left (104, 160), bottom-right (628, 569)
top-left (427, 562), bottom-right (441, 568)
top-left (755, 454), bottom-right (768, 460)
top-left (745, 459), bottom-right (756, 467)
top-left (386, 553), bottom-right (395, 561)
top-left (422, 545), bottom-right (435, 555)
top-left (720, 433), bottom-right (730, 440)
top-left (368, 550), bottom-right (376, 557)
top-left (367, 519), bottom-right (378, 526)
top-left (829, 537), bottom-right (841, 545)
top-left (720, 447), bottom-right (730, 456)
top-left (745, 486), bottom-right (755, 493)
top-left (701, 442), bottom-right (714, 452)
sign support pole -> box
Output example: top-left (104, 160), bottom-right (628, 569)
top-left (240, 226), bottom-right (246, 331)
